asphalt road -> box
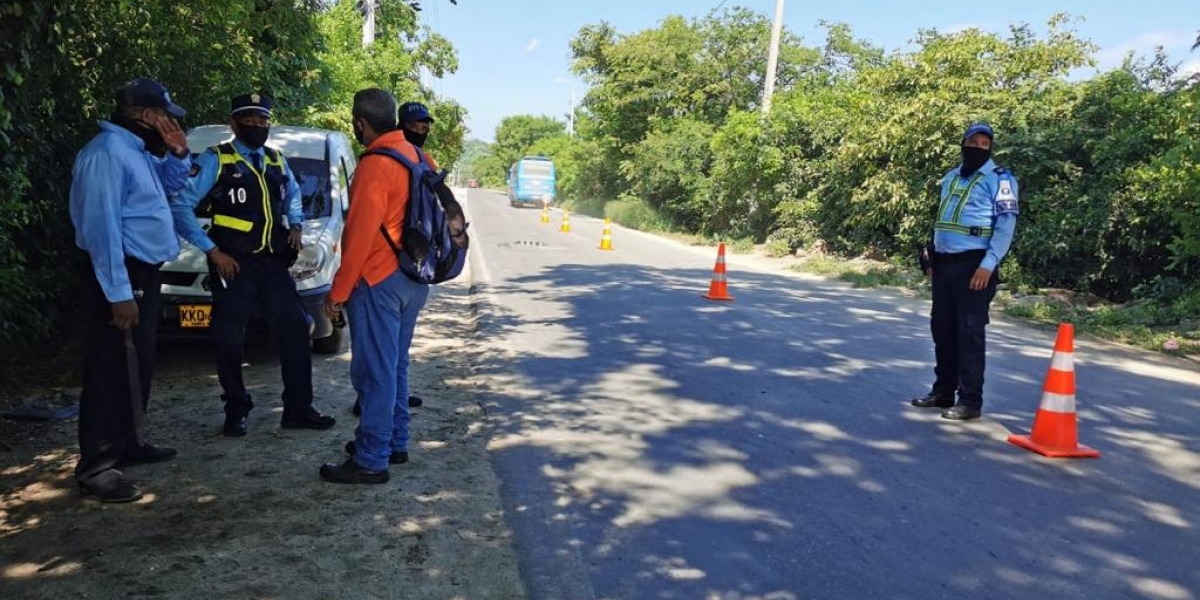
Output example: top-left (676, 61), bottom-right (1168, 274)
top-left (462, 188), bottom-right (1200, 600)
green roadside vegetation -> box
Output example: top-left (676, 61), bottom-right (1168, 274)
top-left (458, 8), bottom-right (1199, 358)
top-left (1, 0), bottom-right (464, 390)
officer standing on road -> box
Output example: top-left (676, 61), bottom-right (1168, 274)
top-left (911, 123), bottom-right (1019, 421)
top-left (170, 93), bottom-right (335, 437)
top-left (70, 78), bottom-right (191, 502)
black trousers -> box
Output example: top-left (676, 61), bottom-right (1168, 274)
top-left (209, 252), bottom-right (313, 419)
top-left (76, 258), bottom-right (161, 487)
top-left (930, 250), bottom-right (998, 409)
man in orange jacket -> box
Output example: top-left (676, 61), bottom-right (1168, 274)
top-left (320, 89), bottom-right (430, 484)
top-left (348, 99), bottom-right (441, 418)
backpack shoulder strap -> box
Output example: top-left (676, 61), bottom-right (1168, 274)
top-left (362, 147), bottom-right (417, 171)
top-left (361, 147), bottom-right (420, 253)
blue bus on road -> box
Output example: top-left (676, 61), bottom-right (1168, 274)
top-left (507, 156), bottom-right (556, 208)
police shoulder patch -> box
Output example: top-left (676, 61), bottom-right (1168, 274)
top-left (995, 174), bottom-right (1018, 213)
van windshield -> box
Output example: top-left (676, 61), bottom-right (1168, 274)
top-left (520, 161), bottom-right (553, 177)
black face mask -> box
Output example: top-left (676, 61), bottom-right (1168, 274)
top-left (112, 113), bottom-right (167, 156)
top-left (235, 125), bottom-right (270, 149)
top-left (353, 123), bottom-right (366, 145)
top-left (403, 128), bottom-right (428, 148)
top-left (960, 145), bottom-right (992, 177)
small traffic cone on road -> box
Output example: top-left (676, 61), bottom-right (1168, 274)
top-left (598, 218), bottom-right (614, 251)
top-left (540, 200), bottom-right (550, 224)
top-left (1008, 323), bottom-right (1100, 458)
top-left (560, 211), bottom-right (571, 233)
top-left (702, 243), bottom-right (734, 302)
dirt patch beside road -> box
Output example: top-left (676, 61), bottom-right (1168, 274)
top-left (0, 275), bottom-right (526, 600)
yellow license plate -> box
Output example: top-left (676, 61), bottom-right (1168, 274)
top-left (179, 304), bottom-right (212, 328)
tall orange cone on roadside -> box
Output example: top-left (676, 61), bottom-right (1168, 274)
top-left (702, 243), bottom-right (734, 302)
top-left (560, 211), bottom-right (571, 233)
top-left (1008, 323), bottom-right (1100, 458)
top-left (598, 218), bottom-right (614, 251)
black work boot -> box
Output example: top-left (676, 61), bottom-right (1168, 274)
top-left (911, 392), bottom-right (955, 408)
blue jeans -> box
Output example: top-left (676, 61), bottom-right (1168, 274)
top-left (347, 270), bottom-right (429, 471)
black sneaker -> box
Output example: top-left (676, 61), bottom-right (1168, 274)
top-left (79, 478), bottom-right (144, 503)
top-left (223, 414), bottom-right (248, 437)
top-left (116, 443), bottom-right (178, 468)
top-left (344, 440), bottom-right (408, 464)
top-left (319, 458), bottom-right (389, 484)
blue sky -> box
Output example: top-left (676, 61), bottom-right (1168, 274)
top-left (420, 0), bottom-right (1199, 142)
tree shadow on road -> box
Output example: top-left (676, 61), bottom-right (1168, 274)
top-left (469, 261), bottom-right (1200, 600)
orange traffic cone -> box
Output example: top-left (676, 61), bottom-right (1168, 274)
top-left (702, 243), bottom-right (734, 302)
top-left (1008, 323), bottom-right (1100, 458)
top-left (598, 218), bottom-right (614, 251)
top-left (560, 211), bottom-right (571, 233)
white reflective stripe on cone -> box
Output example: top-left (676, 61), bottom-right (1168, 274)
top-left (1050, 352), bottom-right (1075, 372)
top-left (711, 273), bottom-right (727, 282)
top-left (1039, 391), bottom-right (1077, 413)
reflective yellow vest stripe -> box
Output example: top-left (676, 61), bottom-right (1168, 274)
top-left (212, 214), bottom-right (255, 232)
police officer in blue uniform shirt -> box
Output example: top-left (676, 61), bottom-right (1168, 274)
top-left (912, 123), bottom-right (1019, 421)
top-left (70, 78), bottom-right (191, 503)
top-left (170, 93), bottom-right (335, 437)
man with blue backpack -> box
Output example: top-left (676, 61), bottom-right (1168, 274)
top-left (320, 88), bottom-right (467, 484)
top-left (349, 100), bottom-right (446, 417)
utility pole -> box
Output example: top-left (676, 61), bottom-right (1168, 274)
top-left (761, 0), bottom-right (785, 116)
top-left (554, 78), bottom-right (576, 137)
top-left (362, 0), bottom-right (376, 47)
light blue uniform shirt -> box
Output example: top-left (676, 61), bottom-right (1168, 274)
top-left (932, 158), bottom-right (1019, 272)
top-left (70, 121), bottom-right (191, 303)
top-left (169, 138), bottom-right (303, 254)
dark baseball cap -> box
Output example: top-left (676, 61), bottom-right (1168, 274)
top-left (399, 101), bottom-right (434, 123)
top-left (116, 78), bottom-right (186, 118)
top-left (231, 93), bottom-right (273, 118)
top-left (962, 122), bottom-right (994, 143)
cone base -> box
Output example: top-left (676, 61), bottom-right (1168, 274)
top-left (702, 293), bottom-right (734, 302)
top-left (1008, 434), bottom-right (1100, 458)
top-left (599, 247), bottom-right (613, 251)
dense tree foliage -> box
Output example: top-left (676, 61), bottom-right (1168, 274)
top-left (518, 9), bottom-right (1198, 306)
top-left (0, 0), bottom-right (461, 359)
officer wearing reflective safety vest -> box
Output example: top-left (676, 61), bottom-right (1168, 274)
top-left (170, 93), bottom-right (335, 437)
top-left (912, 122), bottom-right (1018, 421)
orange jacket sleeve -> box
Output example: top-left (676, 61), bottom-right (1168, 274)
top-left (330, 153), bottom-right (409, 303)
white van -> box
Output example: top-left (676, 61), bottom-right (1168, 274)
top-left (158, 125), bottom-right (357, 353)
